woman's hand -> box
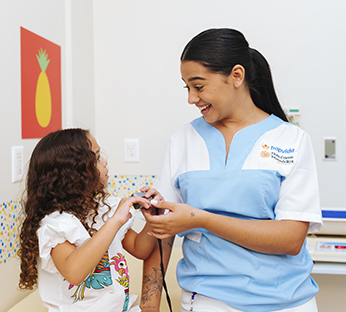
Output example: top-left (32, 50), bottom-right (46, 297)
top-left (143, 200), bottom-right (309, 255)
top-left (141, 200), bottom-right (203, 239)
top-left (139, 186), bottom-right (165, 216)
top-left (140, 186), bottom-right (164, 203)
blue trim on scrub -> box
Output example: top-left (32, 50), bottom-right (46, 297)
top-left (190, 114), bottom-right (283, 170)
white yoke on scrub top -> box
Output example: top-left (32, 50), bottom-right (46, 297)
top-left (37, 196), bottom-right (140, 312)
top-left (153, 114), bottom-right (323, 312)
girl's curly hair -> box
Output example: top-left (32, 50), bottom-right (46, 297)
top-left (18, 128), bottom-right (109, 290)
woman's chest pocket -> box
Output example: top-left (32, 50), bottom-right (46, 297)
top-left (175, 169), bottom-right (283, 220)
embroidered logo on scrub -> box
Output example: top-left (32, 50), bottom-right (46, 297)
top-left (260, 144), bottom-right (271, 158)
top-left (260, 144), bottom-right (295, 165)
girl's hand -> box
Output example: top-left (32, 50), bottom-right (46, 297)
top-left (114, 197), bottom-right (152, 226)
top-left (141, 201), bottom-right (202, 239)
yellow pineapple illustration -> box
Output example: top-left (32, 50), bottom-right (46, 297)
top-left (35, 48), bottom-right (52, 128)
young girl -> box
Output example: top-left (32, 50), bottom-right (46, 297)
top-left (18, 128), bottom-right (160, 312)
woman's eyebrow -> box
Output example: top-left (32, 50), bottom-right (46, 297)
top-left (188, 76), bottom-right (206, 82)
top-left (181, 76), bottom-right (206, 83)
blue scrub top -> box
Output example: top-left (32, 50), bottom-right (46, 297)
top-left (171, 115), bottom-right (319, 312)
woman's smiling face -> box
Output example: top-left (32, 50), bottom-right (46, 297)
top-left (180, 61), bottom-right (238, 125)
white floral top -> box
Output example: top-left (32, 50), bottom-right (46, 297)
top-left (37, 196), bottom-right (141, 312)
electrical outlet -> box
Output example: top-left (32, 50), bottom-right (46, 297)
top-left (12, 146), bottom-right (24, 183)
top-left (124, 139), bottom-right (140, 162)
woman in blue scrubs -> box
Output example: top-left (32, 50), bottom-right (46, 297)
top-left (141, 28), bottom-right (322, 312)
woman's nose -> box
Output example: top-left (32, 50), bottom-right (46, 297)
top-left (187, 90), bottom-right (199, 105)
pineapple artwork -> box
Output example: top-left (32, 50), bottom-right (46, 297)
top-left (35, 49), bottom-right (52, 128)
top-left (21, 27), bottom-right (62, 139)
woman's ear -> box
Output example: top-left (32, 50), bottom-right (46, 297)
top-left (229, 65), bottom-right (245, 88)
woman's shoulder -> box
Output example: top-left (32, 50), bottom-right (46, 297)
top-left (170, 117), bottom-right (205, 142)
top-left (265, 114), bottom-right (310, 143)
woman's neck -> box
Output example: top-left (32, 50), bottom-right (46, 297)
top-left (212, 94), bottom-right (269, 132)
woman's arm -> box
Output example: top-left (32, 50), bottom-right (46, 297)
top-left (140, 236), bottom-right (175, 312)
top-left (51, 196), bottom-right (151, 285)
top-left (143, 201), bottom-right (309, 256)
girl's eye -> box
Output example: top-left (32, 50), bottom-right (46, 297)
top-left (183, 85), bottom-right (190, 91)
top-left (96, 155), bottom-right (100, 162)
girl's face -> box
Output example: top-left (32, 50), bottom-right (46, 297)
top-left (87, 134), bottom-right (109, 188)
top-left (180, 61), bottom-right (239, 125)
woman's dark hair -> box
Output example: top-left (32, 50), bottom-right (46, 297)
top-left (181, 28), bottom-right (288, 121)
top-left (18, 128), bottom-right (109, 290)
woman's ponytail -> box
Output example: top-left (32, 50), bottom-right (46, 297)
top-left (248, 48), bottom-right (287, 121)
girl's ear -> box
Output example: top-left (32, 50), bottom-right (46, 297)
top-left (228, 65), bottom-right (245, 88)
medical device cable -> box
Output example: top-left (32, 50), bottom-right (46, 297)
top-left (156, 207), bottom-right (173, 312)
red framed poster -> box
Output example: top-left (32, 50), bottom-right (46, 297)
top-left (21, 27), bottom-right (61, 139)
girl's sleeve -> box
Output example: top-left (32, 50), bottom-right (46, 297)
top-left (275, 132), bottom-right (323, 234)
top-left (37, 213), bottom-right (90, 273)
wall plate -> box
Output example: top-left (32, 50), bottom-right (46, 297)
top-left (124, 138), bottom-right (140, 162)
top-left (12, 146), bottom-right (24, 183)
top-left (323, 137), bottom-right (336, 161)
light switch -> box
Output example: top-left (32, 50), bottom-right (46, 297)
top-left (12, 146), bottom-right (24, 183)
top-left (323, 137), bottom-right (336, 160)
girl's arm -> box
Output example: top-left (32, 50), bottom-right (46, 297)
top-left (142, 201), bottom-right (309, 256)
top-left (122, 186), bottom-right (164, 259)
top-left (122, 222), bottom-right (157, 260)
top-left (51, 196), bottom-right (151, 286)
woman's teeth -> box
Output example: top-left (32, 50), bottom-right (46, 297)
top-left (199, 104), bottom-right (211, 111)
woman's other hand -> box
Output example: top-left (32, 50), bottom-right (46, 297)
top-left (141, 201), bottom-right (202, 239)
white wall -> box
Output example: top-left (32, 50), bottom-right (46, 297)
top-left (0, 1), bottom-right (95, 311)
top-left (68, 0), bottom-right (96, 131)
top-left (93, 0), bottom-right (346, 208)
top-left (93, 0), bottom-right (200, 175)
